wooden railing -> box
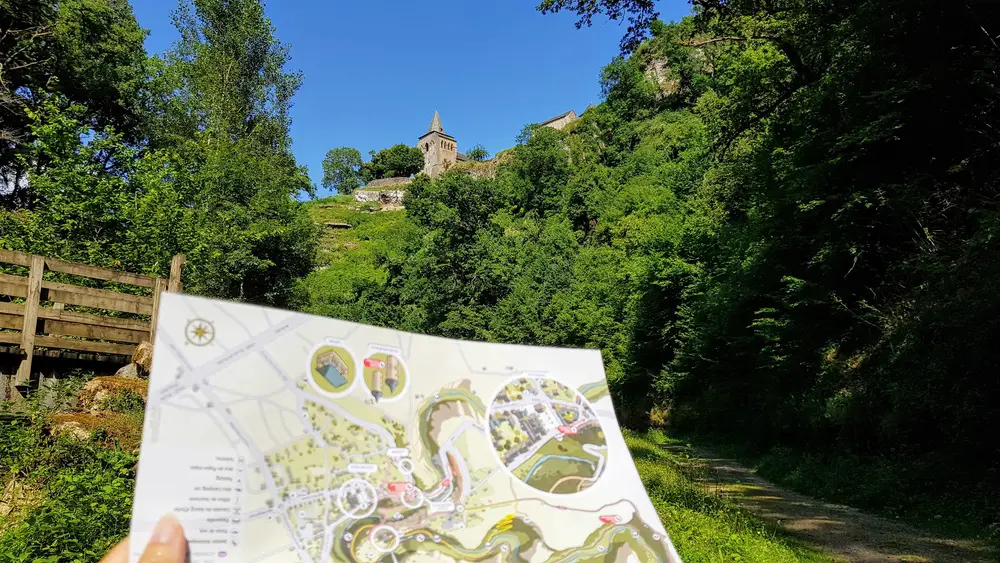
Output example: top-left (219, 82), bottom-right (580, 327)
top-left (0, 250), bottom-right (185, 401)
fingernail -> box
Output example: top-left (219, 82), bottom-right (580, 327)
top-left (151, 515), bottom-right (183, 544)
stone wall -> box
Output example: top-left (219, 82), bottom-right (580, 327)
top-left (451, 149), bottom-right (513, 179)
top-left (542, 110), bottom-right (578, 131)
top-left (364, 177), bottom-right (412, 189)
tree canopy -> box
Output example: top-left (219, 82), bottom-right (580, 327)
top-left (466, 144), bottom-right (490, 162)
top-left (322, 147), bottom-right (363, 194)
top-left (360, 144), bottom-right (424, 181)
top-left (0, 0), bottom-right (148, 204)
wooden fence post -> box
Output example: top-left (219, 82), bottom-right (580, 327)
top-left (168, 254), bottom-right (186, 293)
top-left (13, 255), bottom-right (45, 396)
top-left (150, 278), bottom-right (167, 342)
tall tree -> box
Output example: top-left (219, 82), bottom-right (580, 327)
top-left (3, 0), bottom-right (316, 307)
top-left (150, 0), bottom-right (303, 147)
top-left (322, 147), bottom-right (363, 194)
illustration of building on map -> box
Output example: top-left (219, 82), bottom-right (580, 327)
top-left (308, 344), bottom-right (357, 395)
top-left (385, 355), bottom-right (400, 392)
top-left (316, 349), bottom-right (348, 387)
top-left (369, 369), bottom-right (384, 400)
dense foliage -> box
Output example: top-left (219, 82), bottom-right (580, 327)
top-left (0, 379), bottom-right (142, 562)
top-left (360, 144), bottom-right (424, 182)
top-left (0, 0), bottom-right (148, 203)
top-left (324, 0), bottom-right (1000, 533)
top-left (0, 0), bottom-right (316, 307)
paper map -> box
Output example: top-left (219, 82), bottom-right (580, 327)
top-left (130, 293), bottom-right (681, 562)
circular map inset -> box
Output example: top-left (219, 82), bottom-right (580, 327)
top-left (488, 375), bottom-right (607, 495)
top-left (307, 344), bottom-right (357, 397)
top-left (362, 353), bottom-right (408, 402)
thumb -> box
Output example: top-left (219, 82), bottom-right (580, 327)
top-left (139, 515), bottom-right (188, 563)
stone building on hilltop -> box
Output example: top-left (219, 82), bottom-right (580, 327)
top-left (355, 108), bottom-right (583, 203)
top-left (417, 109), bottom-right (580, 179)
top-left (417, 111), bottom-right (467, 179)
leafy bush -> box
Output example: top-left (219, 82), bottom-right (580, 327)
top-left (0, 377), bottom-right (143, 562)
top-left (0, 426), bottom-right (136, 563)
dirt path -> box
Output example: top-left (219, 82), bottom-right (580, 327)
top-left (677, 447), bottom-right (997, 562)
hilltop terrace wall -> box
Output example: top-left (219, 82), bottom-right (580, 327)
top-left (352, 177), bottom-right (411, 205)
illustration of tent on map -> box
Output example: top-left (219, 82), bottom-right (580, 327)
top-left (316, 350), bottom-right (348, 388)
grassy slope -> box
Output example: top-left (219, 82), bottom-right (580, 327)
top-left (300, 195), bottom-right (416, 320)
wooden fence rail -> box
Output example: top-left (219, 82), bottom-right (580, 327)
top-left (0, 249), bottom-right (185, 401)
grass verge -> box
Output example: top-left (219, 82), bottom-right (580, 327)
top-left (627, 429), bottom-right (832, 562)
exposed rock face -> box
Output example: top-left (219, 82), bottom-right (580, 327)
top-left (49, 414), bottom-right (95, 441)
top-left (354, 188), bottom-right (406, 205)
top-left (76, 375), bottom-right (148, 413)
top-left (132, 341), bottom-right (154, 373)
top-left (44, 375), bottom-right (149, 451)
top-left (645, 58), bottom-right (681, 98)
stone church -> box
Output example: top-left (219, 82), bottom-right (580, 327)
top-left (417, 109), bottom-right (579, 178)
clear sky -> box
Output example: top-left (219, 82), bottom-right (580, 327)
top-left (129, 1), bottom-right (692, 197)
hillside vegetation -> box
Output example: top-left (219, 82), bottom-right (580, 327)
top-left (2, 0), bottom-right (999, 560)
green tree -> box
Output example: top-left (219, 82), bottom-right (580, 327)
top-left (466, 144), bottom-right (490, 162)
top-left (0, 0), bottom-right (147, 205)
top-left (322, 147), bottom-right (363, 194)
top-left (360, 144), bottom-right (424, 181)
top-left (1, 0), bottom-right (316, 308)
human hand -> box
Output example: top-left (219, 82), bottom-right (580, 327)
top-left (100, 515), bottom-right (188, 563)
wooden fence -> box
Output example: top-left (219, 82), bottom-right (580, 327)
top-left (0, 250), bottom-right (185, 401)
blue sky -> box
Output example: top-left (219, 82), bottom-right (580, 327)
top-left (129, 1), bottom-right (692, 197)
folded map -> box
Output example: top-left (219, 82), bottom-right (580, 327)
top-left (129, 293), bottom-right (681, 562)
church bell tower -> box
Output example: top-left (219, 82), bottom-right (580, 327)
top-left (417, 111), bottom-right (457, 178)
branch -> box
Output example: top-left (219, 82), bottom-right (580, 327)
top-left (681, 35), bottom-right (774, 47)
top-left (716, 84), bottom-right (799, 158)
top-left (8, 59), bottom-right (47, 72)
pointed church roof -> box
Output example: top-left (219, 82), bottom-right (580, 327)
top-left (418, 110), bottom-right (454, 141)
top-left (428, 111), bottom-right (444, 134)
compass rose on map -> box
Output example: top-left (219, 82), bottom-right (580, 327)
top-left (184, 318), bottom-right (215, 346)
